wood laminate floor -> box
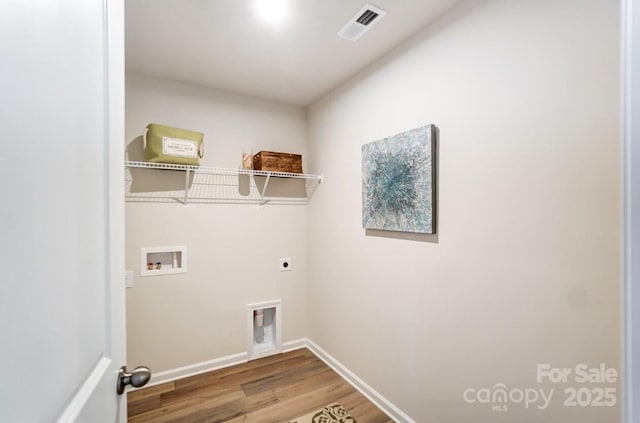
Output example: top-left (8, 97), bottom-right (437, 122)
top-left (127, 348), bottom-right (394, 423)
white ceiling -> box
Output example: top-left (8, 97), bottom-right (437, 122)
top-left (125, 0), bottom-right (461, 106)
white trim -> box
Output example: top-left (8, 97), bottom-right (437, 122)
top-left (140, 352), bottom-right (248, 389)
top-left (282, 338), bottom-right (307, 353)
top-left (134, 338), bottom-right (307, 389)
top-left (305, 339), bottom-right (414, 423)
top-left (622, 1), bottom-right (640, 422)
top-left (56, 357), bottom-right (112, 423)
top-left (105, 0), bottom-right (126, 421)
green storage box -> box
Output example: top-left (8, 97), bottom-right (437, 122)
top-left (144, 123), bottom-right (204, 166)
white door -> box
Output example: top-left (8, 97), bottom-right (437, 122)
top-left (0, 0), bottom-right (129, 422)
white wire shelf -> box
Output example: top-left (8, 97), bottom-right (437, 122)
top-left (124, 161), bottom-right (323, 206)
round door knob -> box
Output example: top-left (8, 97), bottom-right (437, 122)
top-left (117, 365), bottom-right (151, 395)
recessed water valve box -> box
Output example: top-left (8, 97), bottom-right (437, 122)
top-left (247, 300), bottom-right (282, 360)
top-left (140, 246), bottom-right (187, 277)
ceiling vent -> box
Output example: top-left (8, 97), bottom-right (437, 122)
top-left (337, 4), bottom-right (386, 42)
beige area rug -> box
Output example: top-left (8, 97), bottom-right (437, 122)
top-left (287, 403), bottom-right (357, 423)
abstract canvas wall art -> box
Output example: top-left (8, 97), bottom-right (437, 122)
top-left (362, 125), bottom-right (435, 234)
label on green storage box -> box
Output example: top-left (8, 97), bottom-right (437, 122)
top-left (162, 137), bottom-right (198, 158)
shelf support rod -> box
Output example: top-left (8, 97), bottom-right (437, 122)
top-left (259, 173), bottom-right (271, 206)
top-left (184, 169), bottom-right (190, 205)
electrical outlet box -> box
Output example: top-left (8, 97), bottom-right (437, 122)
top-left (279, 257), bottom-right (292, 272)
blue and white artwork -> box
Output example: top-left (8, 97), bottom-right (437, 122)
top-left (362, 125), bottom-right (435, 234)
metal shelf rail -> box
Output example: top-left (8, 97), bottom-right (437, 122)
top-left (124, 161), bottom-right (323, 206)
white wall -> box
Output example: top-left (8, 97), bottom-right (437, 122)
top-left (307, 1), bottom-right (620, 422)
top-left (125, 73), bottom-right (309, 372)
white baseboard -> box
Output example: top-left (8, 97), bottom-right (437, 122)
top-left (282, 338), bottom-right (307, 352)
top-left (131, 338), bottom-right (413, 423)
top-left (305, 338), bottom-right (415, 423)
top-left (137, 338), bottom-right (308, 390)
top-left (141, 352), bottom-right (248, 389)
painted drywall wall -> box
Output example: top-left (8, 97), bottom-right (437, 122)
top-left (307, 1), bottom-right (620, 422)
top-left (125, 73), bottom-right (309, 372)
